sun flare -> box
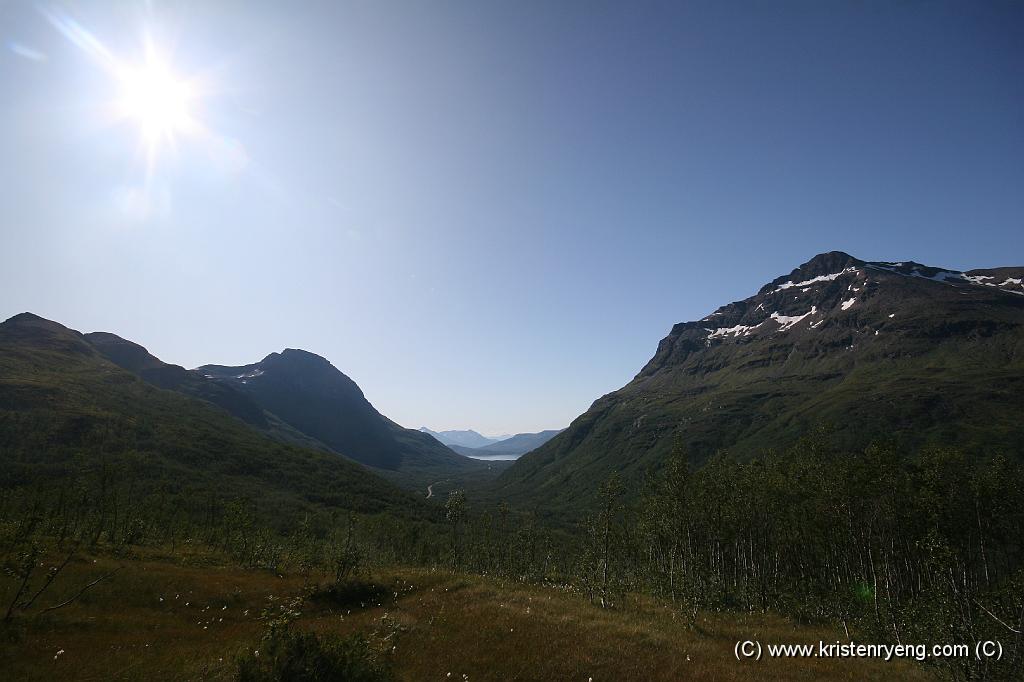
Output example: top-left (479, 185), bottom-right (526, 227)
top-left (40, 8), bottom-right (217, 179)
top-left (114, 49), bottom-right (197, 152)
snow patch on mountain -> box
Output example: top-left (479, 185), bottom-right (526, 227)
top-left (867, 263), bottom-right (1024, 294)
top-left (706, 306), bottom-right (819, 340)
top-left (774, 268), bottom-right (858, 293)
top-left (771, 306), bottom-right (817, 330)
top-left (707, 322), bottom-right (762, 339)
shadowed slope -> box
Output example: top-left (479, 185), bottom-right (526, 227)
top-left (198, 350), bottom-right (490, 485)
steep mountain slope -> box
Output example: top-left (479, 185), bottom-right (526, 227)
top-left (199, 351), bottom-right (487, 484)
top-left (0, 313), bottom-right (427, 524)
top-left (497, 251), bottom-right (1024, 510)
top-left (419, 427), bottom-right (504, 449)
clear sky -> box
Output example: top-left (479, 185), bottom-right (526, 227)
top-left (2, 1), bottom-right (1022, 435)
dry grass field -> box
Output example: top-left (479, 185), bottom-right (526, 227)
top-left (0, 546), bottom-right (933, 681)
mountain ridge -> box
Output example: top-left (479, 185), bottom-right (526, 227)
top-left (497, 251), bottom-right (1024, 511)
top-left (198, 350), bottom-right (488, 485)
top-left (448, 429), bottom-right (565, 459)
top-left (0, 312), bottom-right (426, 523)
top-left (419, 427), bottom-right (505, 449)
top-left (4, 314), bottom-right (491, 491)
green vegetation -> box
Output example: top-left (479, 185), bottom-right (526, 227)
top-left (442, 434), bottom-right (1024, 680)
top-left (236, 599), bottom-right (392, 682)
top-left (4, 417), bottom-right (1022, 679)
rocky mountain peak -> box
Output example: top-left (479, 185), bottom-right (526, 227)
top-left (759, 251), bottom-right (865, 295)
top-left (258, 348), bottom-right (338, 374)
top-left (640, 251), bottom-right (1024, 380)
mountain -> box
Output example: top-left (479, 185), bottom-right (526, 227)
top-left (447, 444), bottom-right (509, 459)
top-left (419, 427), bottom-right (505, 449)
top-left (85, 331), bottom-right (270, 428)
top-left (474, 430), bottom-right (564, 456)
top-left (83, 332), bottom-right (331, 452)
top-left (497, 251), bottom-right (1024, 510)
top-left (198, 351), bottom-right (488, 485)
top-left (448, 430), bottom-right (564, 459)
top-left (0, 313), bottom-right (425, 525)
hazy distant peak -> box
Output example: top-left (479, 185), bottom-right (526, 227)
top-left (419, 427), bottom-right (505, 449)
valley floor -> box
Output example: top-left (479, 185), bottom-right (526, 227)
top-left (0, 548), bottom-right (930, 681)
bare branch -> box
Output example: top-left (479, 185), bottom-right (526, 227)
top-left (41, 567), bottom-right (121, 615)
top-left (20, 543), bottom-right (79, 611)
top-left (974, 599), bottom-right (1023, 635)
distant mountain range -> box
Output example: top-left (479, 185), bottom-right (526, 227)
top-left (445, 430), bottom-right (565, 459)
top-left (497, 251), bottom-right (1024, 510)
top-left (419, 428), bottom-right (506, 449)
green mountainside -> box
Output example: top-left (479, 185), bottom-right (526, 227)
top-left (80, 328), bottom-right (494, 490)
top-left (496, 251), bottom-right (1024, 511)
top-left (83, 331), bottom-right (331, 453)
top-left (0, 313), bottom-right (427, 525)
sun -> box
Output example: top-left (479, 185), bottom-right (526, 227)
top-left (113, 47), bottom-right (198, 158)
top-left (41, 8), bottom-right (211, 174)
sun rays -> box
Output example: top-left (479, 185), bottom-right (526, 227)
top-left (40, 6), bottom-right (223, 186)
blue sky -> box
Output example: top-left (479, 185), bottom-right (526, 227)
top-left (1, 1), bottom-right (1022, 434)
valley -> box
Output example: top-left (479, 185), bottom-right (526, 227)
top-left (3, 251), bottom-right (1023, 680)
top-left (4, 3), bottom-right (1021, 678)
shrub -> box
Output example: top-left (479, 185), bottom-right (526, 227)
top-left (236, 628), bottom-right (391, 682)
